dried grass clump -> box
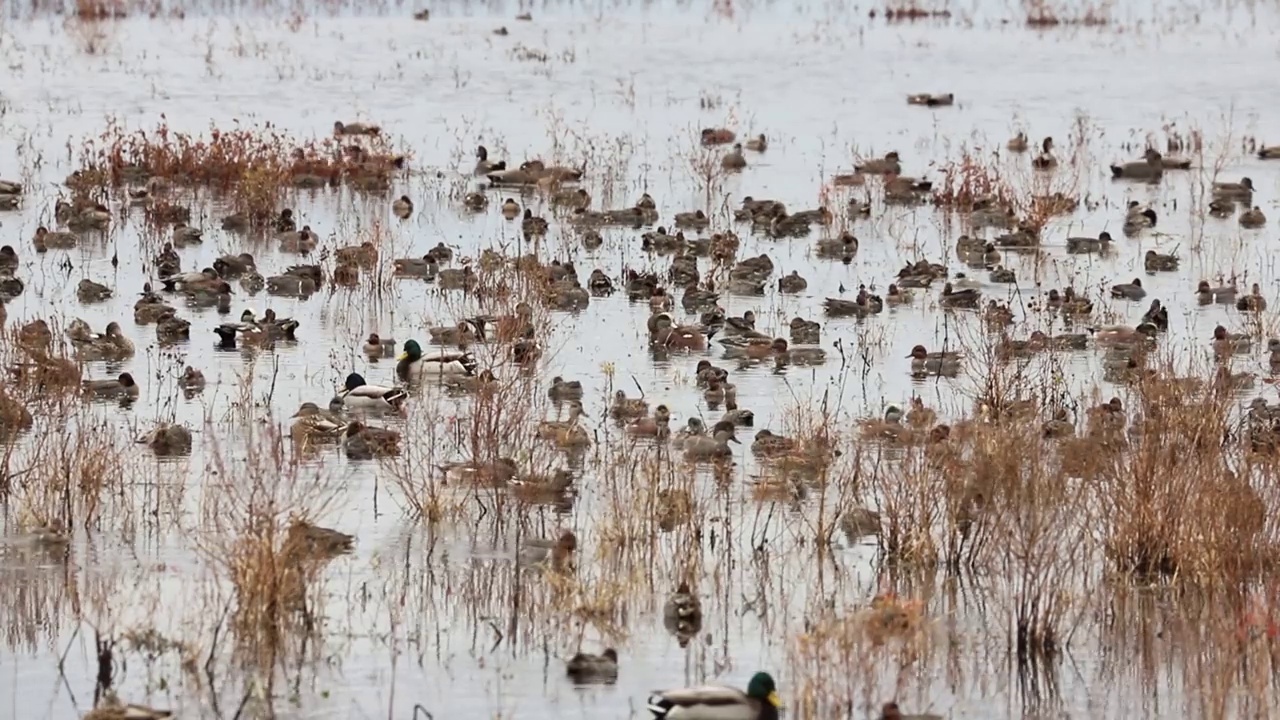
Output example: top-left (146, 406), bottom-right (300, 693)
top-left (75, 121), bottom-right (407, 225)
top-left (1024, 0), bottom-right (1111, 27)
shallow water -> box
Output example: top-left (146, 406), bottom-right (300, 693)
top-left (1, 0), bottom-right (1280, 718)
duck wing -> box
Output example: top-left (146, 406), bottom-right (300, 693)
top-left (654, 684), bottom-right (751, 707)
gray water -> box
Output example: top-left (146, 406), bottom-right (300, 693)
top-left (1, 0), bottom-right (1279, 717)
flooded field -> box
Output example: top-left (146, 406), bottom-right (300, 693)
top-left (2, 0), bottom-right (1280, 718)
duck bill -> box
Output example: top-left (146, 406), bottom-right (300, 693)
top-left (729, 435), bottom-right (741, 444)
top-left (397, 352), bottom-right (408, 361)
top-left (767, 691), bottom-right (782, 708)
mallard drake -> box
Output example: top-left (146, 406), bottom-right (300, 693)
top-left (907, 345), bottom-right (961, 377)
top-left (137, 423), bottom-right (193, 456)
top-left (1144, 250), bottom-right (1179, 272)
top-left (474, 145), bottom-right (507, 175)
top-left (907, 92), bottom-right (954, 106)
top-left (335, 372), bottom-right (407, 411)
top-left (674, 210), bottom-right (709, 229)
top-left (334, 120), bottom-right (380, 136)
top-left (721, 144), bottom-right (747, 171)
top-left (33, 226), bottom-right (78, 251)
top-left (648, 672), bottom-right (780, 720)
top-left (1214, 177), bottom-right (1255, 200)
top-left (1241, 206), bottom-right (1267, 228)
top-left (627, 405), bottom-right (672, 438)
top-left (1066, 231), bottom-right (1113, 254)
top-left (1238, 283), bottom-right (1268, 312)
top-left (1111, 148), bottom-right (1164, 180)
top-left (701, 128), bottom-right (736, 146)
top-left (1031, 137), bottom-right (1057, 169)
top-left (83, 372), bottom-right (139, 400)
top-left (392, 195), bottom-right (413, 219)
top-left (396, 339), bottom-right (478, 380)
top-left (745, 134), bottom-right (768, 152)
top-left (76, 278), bottom-right (111, 303)
top-left (566, 649), bottom-right (618, 684)
top-left (1110, 278), bottom-right (1146, 300)
top-left (855, 151), bottom-right (902, 175)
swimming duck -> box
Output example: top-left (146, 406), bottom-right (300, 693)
top-left (1144, 250), bottom-right (1179, 272)
top-left (334, 120), bottom-right (380, 136)
top-left (778, 270), bottom-right (808, 293)
top-left (745, 134), bottom-right (768, 152)
top-left (32, 226), bottom-right (78, 251)
top-left (82, 694), bottom-right (172, 720)
top-left (671, 418), bottom-right (707, 451)
top-left (855, 152), bottom-right (902, 175)
top-left (277, 225), bottom-right (319, 253)
top-left (439, 457), bottom-right (520, 487)
top-left (518, 529), bottom-right (578, 571)
top-left (879, 701), bottom-right (942, 720)
top-left (343, 420), bottom-right (402, 459)
top-left (789, 317), bottom-right (821, 344)
top-left (886, 284), bottom-right (914, 306)
top-left (155, 309), bottom-right (191, 342)
top-left (663, 580), bottom-right (703, 641)
top-left (335, 372), bottom-right (407, 411)
top-left (988, 266), bottom-right (1016, 284)
top-left (438, 266), bottom-right (477, 291)
top-left (396, 339), bottom-right (478, 380)
top-left (266, 271), bottom-right (317, 297)
top-left (463, 192), bottom-right (488, 211)
top-left (674, 209), bottom-right (710, 229)
top-left (627, 404), bottom-right (672, 438)
top-left (682, 420), bottom-right (741, 461)
top-left (588, 269), bottom-right (614, 294)
top-left (939, 282), bottom-right (980, 309)
top-left (751, 429), bottom-right (797, 457)
top-left (1214, 177), bottom-right (1255, 200)
top-left (722, 144), bottom-right (748, 171)
top-left (393, 254), bottom-right (439, 279)
top-left (474, 145), bottom-right (507, 175)
top-left (1090, 323), bottom-right (1159, 346)
top-left (552, 187), bottom-right (592, 209)
top-left (538, 400), bottom-right (591, 447)
top-left (816, 232), bottom-right (859, 259)
top-left (0, 194), bottom-right (17, 210)
top-left (177, 366), bottom-right (206, 396)
top-left (83, 372), bottom-right (139, 401)
top-left (1241, 206), bottom-right (1267, 228)
top-left (1209, 196), bottom-right (1236, 218)
top-left (1110, 147), bottom-right (1164, 181)
top-left (1197, 280), bottom-right (1237, 305)
top-left (427, 319), bottom-right (484, 346)
top-left (1066, 231), bottom-right (1113, 254)
top-left (610, 390), bottom-right (649, 420)
top-left (648, 672), bottom-right (780, 720)
top-left (522, 208), bottom-right (549, 237)
top-left (702, 378), bottom-right (736, 405)
top-left (1212, 324), bottom-right (1252, 355)
top-left (76, 278), bottom-right (111, 303)
top-left (335, 241), bottom-right (377, 269)
top-left (907, 345), bottom-right (961, 377)
top-left (1238, 283), bottom-right (1268, 312)
top-left (392, 195), bottom-right (413, 218)
top-left (695, 360), bottom-right (730, 386)
top-left (137, 423), bottom-right (193, 456)
top-left (565, 649), bottom-right (618, 684)
top-left (0, 179), bottom-right (21, 195)
top-left (1007, 131), bottom-right (1029, 153)
top-left (1031, 137), bottom-right (1057, 169)
top-left (700, 128), bottom-right (736, 146)
top-left (907, 92), bottom-right (953, 106)
top-left (70, 321), bottom-right (134, 361)
top-left (1110, 278), bottom-right (1146, 300)
top-left (1141, 300), bottom-right (1169, 331)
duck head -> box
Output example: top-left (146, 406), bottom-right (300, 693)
top-left (399, 339), bottom-right (423, 362)
top-left (343, 373), bottom-right (367, 391)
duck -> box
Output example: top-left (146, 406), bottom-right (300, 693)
top-left (647, 672), bottom-right (780, 720)
top-left (609, 390), bottom-right (648, 421)
top-left (70, 321), bottom-right (134, 361)
top-left (751, 429), bottom-right (797, 457)
top-left (588, 269), bottom-right (614, 294)
top-left (816, 232), bottom-right (858, 260)
top-left (988, 266), bottom-right (1016, 284)
top-left (721, 144), bottom-right (747, 170)
top-left (824, 293), bottom-right (884, 318)
top-left (1214, 177), bottom-right (1255, 200)
top-left (396, 339), bottom-right (478, 380)
top-left (939, 282), bottom-right (980, 309)
top-left (463, 192), bottom-right (488, 211)
top-left (266, 272), bottom-right (317, 297)
top-left (1197, 280), bottom-right (1237, 305)
top-left (1007, 131), bottom-right (1029, 153)
top-left (171, 223), bottom-right (203, 246)
top-left (180, 366), bottom-right (206, 394)
top-left (32, 226), bottom-right (78, 251)
top-left (0, 179), bottom-right (21, 195)
top-left (1141, 300), bottom-right (1169, 331)
top-left (517, 530), bottom-right (578, 571)
top-left (474, 145), bottom-right (507, 175)
top-left (695, 360), bottom-right (730, 386)
top-left (392, 195), bottom-right (413, 218)
top-left (1031, 137), bottom-right (1057, 169)
top-left (76, 278), bottom-right (111, 303)
top-left (439, 458), bottom-right (520, 487)
top-left (438, 266), bottom-right (477, 291)
top-left (789, 317), bottom-right (821, 344)
top-left (392, 254), bottom-right (439, 279)
top-left (745, 134), bottom-right (768, 152)
top-left (674, 210), bottom-right (710, 229)
top-left (1090, 323), bottom-right (1159, 346)
top-left (1110, 278), bottom-right (1146, 300)
top-left (565, 649), bottom-right (618, 684)
top-left (1241, 206), bottom-right (1267, 228)
top-left (700, 128), bottom-right (736, 146)
top-left (155, 310), bottom-right (191, 342)
top-left (334, 120), bottom-right (380, 136)
top-left (551, 187), bottom-right (592, 210)
top-left (1066, 231), bottom-right (1113, 254)
top-left (1212, 325), bottom-right (1252, 355)
top-left (213, 252), bottom-right (256, 278)
top-left (548, 376), bottom-right (585, 402)
top-left (522, 208), bottom-right (549, 237)
top-left (1122, 201), bottom-right (1158, 235)
top-left (1144, 250), bottom-right (1179, 272)
top-left (83, 372), bottom-right (139, 401)
top-left (1209, 196), bottom-right (1236, 218)
top-left (671, 418), bottom-right (707, 451)
top-left (0, 245), bottom-right (18, 272)
top-left (906, 92), bottom-right (954, 106)
top-left (777, 270), bottom-right (808, 293)
top-left (277, 225), bottom-right (319, 253)
top-left (702, 378), bottom-right (736, 405)
top-left (879, 701), bottom-right (942, 720)
top-left (682, 420), bottom-right (741, 461)
top-left (907, 345), bottom-right (961, 377)
top-left (627, 405), bottom-right (672, 438)
top-left (137, 423), bottom-right (193, 456)
top-left (1238, 283), bottom-right (1268, 312)
top-left (343, 420), bottom-right (402, 459)
top-left (82, 694), bottom-right (172, 720)
top-left (1110, 147), bottom-right (1164, 180)
top-left (855, 152), bottom-right (902, 175)
top-left (663, 581), bottom-right (703, 641)
top-left (335, 372), bottom-right (407, 411)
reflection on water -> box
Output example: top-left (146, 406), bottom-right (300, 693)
top-left (0, 0), bottom-right (1279, 717)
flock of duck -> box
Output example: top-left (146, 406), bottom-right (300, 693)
top-left (5, 103), bottom-right (1280, 718)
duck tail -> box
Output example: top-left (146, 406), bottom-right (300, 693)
top-left (1109, 165), bottom-right (1123, 178)
top-left (645, 696), bottom-right (673, 719)
top-left (385, 388), bottom-right (409, 406)
top-left (491, 160), bottom-right (507, 172)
